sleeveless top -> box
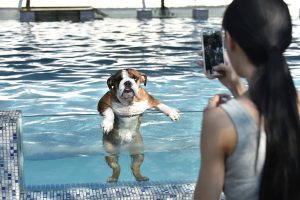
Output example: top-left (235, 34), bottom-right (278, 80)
top-left (220, 99), bottom-right (266, 200)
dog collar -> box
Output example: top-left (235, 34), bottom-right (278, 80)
top-left (118, 113), bottom-right (142, 118)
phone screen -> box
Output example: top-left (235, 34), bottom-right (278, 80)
top-left (202, 30), bottom-right (224, 77)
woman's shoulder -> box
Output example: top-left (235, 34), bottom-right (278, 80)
top-left (203, 105), bottom-right (230, 127)
top-left (202, 104), bottom-right (237, 156)
top-left (203, 97), bottom-right (256, 128)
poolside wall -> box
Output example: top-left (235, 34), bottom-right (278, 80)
top-left (1, 6), bottom-right (300, 20)
top-left (0, 111), bottom-right (22, 200)
top-left (0, 6), bottom-right (226, 21)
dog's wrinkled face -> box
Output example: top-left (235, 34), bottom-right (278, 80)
top-left (107, 68), bottom-right (147, 103)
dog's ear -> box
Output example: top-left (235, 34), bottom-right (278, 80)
top-left (107, 76), bottom-right (114, 90)
top-left (140, 73), bottom-right (147, 86)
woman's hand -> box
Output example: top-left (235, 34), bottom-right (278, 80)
top-left (205, 94), bottom-right (232, 111)
top-left (197, 51), bottom-right (246, 97)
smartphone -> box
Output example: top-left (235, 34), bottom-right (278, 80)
top-left (202, 30), bottom-right (224, 78)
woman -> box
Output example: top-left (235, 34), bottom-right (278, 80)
top-left (194, 0), bottom-right (300, 200)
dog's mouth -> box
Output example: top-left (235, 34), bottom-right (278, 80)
top-left (122, 88), bottom-right (134, 99)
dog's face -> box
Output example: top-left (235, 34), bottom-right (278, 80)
top-left (107, 68), bottom-right (147, 103)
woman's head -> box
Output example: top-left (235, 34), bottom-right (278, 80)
top-left (222, 0), bottom-right (292, 68)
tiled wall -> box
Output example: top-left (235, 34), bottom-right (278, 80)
top-left (23, 181), bottom-right (196, 199)
top-left (0, 110), bottom-right (22, 200)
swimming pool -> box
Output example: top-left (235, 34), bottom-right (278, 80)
top-left (0, 18), bottom-right (226, 186)
top-left (0, 14), bottom-right (300, 196)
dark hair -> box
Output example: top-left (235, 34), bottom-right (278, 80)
top-left (222, 0), bottom-right (300, 199)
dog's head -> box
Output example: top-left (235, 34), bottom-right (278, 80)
top-left (107, 68), bottom-right (147, 102)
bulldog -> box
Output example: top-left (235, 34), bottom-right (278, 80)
top-left (97, 68), bottom-right (180, 182)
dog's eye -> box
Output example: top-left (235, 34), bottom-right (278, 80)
top-left (134, 78), bottom-right (139, 82)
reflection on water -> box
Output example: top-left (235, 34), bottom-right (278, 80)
top-left (0, 18), bottom-right (299, 185)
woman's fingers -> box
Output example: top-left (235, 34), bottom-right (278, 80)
top-left (205, 71), bottom-right (216, 79)
top-left (206, 95), bottom-right (221, 110)
top-left (205, 94), bottom-right (231, 111)
top-left (213, 64), bottom-right (228, 75)
top-left (197, 60), bottom-right (204, 67)
top-left (197, 51), bottom-right (203, 56)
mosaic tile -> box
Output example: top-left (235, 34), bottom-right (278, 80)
top-left (22, 181), bottom-right (195, 199)
top-left (0, 110), bottom-right (22, 200)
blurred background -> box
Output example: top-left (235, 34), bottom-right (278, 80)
top-left (0, 0), bottom-right (298, 8)
top-left (1, 0), bottom-right (233, 8)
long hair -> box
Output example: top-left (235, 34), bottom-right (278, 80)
top-left (222, 0), bottom-right (300, 199)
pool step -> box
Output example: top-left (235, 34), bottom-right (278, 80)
top-left (23, 180), bottom-right (195, 199)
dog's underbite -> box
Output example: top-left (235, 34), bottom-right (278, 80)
top-left (97, 68), bottom-right (180, 183)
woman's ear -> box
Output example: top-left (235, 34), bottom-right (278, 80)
top-left (225, 31), bottom-right (236, 52)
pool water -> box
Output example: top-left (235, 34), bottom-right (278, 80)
top-left (0, 16), bottom-right (299, 187)
top-left (22, 112), bottom-right (201, 185)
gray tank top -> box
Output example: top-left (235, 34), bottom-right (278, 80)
top-left (221, 99), bottom-right (266, 200)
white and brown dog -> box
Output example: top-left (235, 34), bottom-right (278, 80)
top-left (97, 68), bottom-right (180, 182)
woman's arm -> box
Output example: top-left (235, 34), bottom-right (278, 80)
top-left (194, 95), bottom-right (236, 200)
top-left (213, 63), bottom-right (246, 98)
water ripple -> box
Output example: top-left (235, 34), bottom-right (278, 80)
top-left (0, 18), bottom-right (299, 117)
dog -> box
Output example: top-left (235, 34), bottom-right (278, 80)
top-left (97, 68), bottom-right (180, 182)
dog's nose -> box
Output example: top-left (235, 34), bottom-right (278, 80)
top-left (124, 81), bottom-right (132, 88)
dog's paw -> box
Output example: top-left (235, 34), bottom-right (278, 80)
top-left (135, 176), bottom-right (149, 182)
top-left (101, 119), bottom-right (114, 134)
top-left (107, 176), bottom-right (118, 183)
top-left (167, 109), bottom-right (180, 121)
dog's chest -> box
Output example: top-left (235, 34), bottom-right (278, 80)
top-left (111, 100), bottom-right (149, 144)
top-left (111, 100), bottom-right (149, 116)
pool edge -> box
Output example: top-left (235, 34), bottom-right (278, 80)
top-left (22, 180), bottom-right (196, 199)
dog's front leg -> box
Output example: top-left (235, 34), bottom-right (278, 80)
top-left (101, 107), bottom-right (115, 134)
top-left (156, 103), bottom-right (180, 121)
